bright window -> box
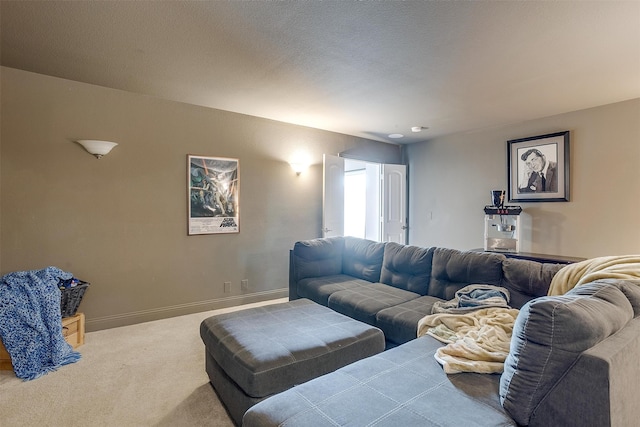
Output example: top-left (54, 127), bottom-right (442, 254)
top-left (344, 170), bottom-right (366, 238)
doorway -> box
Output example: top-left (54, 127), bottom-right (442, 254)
top-left (344, 159), bottom-right (380, 241)
top-left (323, 154), bottom-right (407, 244)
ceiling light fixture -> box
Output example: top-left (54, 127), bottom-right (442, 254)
top-left (411, 126), bottom-right (429, 133)
top-left (388, 133), bottom-right (404, 139)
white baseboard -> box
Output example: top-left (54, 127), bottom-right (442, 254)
top-left (85, 288), bottom-right (288, 331)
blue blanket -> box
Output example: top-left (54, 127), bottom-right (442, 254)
top-left (0, 267), bottom-right (81, 380)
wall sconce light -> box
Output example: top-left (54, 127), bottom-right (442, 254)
top-left (76, 140), bottom-right (118, 159)
top-left (289, 150), bottom-right (311, 176)
top-left (289, 162), bottom-right (308, 176)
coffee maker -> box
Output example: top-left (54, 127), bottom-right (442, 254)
top-left (484, 190), bottom-right (522, 252)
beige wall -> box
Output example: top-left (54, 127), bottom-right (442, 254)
top-left (406, 98), bottom-right (640, 257)
top-left (0, 67), bottom-right (401, 330)
top-left (3, 66), bottom-right (638, 331)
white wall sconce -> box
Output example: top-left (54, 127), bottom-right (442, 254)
top-left (289, 149), bottom-right (312, 176)
top-left (289, 162), bottom-right (308, 176)
top-left (76, 140), bottom-right (118, 159)
top-left (289, 151), bottom-right (311, 176)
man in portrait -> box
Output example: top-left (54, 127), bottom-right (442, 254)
top-left (518, 148), bottom-right (558, 193)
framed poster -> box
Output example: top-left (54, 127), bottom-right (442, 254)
top-left (188, 155), bottom-right (239, 235)
top-left (507, 131), bottom-right (570, 203)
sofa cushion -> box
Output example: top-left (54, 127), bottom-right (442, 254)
top-left (200, 299), bottom-right (385, 398)
top-left (379, 242), bottom-right (434, 294)
top-left (613, 278), bottom-right (640, 316)
top-left (501, 258), bottom-right (564, 308)
top-left (297, 274), bottom-right (371, 305)
top-left (342, 236), bottom-right (385, 282)
top-left (429, 248), bottom-right (505, 300)
top-left (375, 295), bottom-right (444, 345)
top-left (291, 237), bottom-right (344, 282)
top-left (500, 280), bottom-right (636, 426)
top-left (328, 283), bottom-right (420, 326)
top-left (243, 335), bottom-right (515, 427)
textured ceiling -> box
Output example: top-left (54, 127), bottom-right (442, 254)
top-left (1, 1), bottom-right (639, 144)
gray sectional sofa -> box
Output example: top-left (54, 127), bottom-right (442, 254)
top-left (289, 236), bottom-right (559, 346)
top-left (242, 236), bottom-right (640, 426)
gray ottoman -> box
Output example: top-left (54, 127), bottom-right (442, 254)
top-left (200, 298), bottom-right (385, 425)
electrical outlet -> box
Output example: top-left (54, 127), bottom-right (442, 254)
top-left (224, 281), bottom-right (231, 293)
top-left (241, 279), bottom-right (248, 291)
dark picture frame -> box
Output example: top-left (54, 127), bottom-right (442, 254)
top-left (507, 131), bottom-right (570, 202)
top-left (188, 155), bottom-right (240, 235)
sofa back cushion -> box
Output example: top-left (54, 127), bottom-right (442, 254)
top-left (342, 237), bottom-right (385, 282)
top-left (292, 237), bottom-right (344, 282)
top-left (428, 248), bottom-right (505, 300)
top-left (614, 279), bottom-right (640, 316)
top-left (500, 280), bottom-right (638, 426)
top-left (501, 258), bottom-right (565, 308)
top-left (379, 242), bottom-right (434, 294)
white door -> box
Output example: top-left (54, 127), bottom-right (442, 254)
top-left (322, 154), bottom-right (344, 237)
top-left (381, 164), bottom-right (407, 244)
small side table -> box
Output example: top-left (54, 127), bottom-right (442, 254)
top-left (0, 312), bottom-right (85, 371)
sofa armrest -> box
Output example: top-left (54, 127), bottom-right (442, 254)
top-left (500, 281), bottom-right (640, 427)
top-left (529, 316), bottom-right (640, 427)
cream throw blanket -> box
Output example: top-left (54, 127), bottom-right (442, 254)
top-left (417, 307), bottom-right (520, 374)
top-left (548, 255), bottom-right (640, 295)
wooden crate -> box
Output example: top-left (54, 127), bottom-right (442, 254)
top-left (0, 312), bottom-right (85, 371)
top-left (62, 312), bottom-right (85, 349)
top-left (0, 341), bottom-right (11, 371)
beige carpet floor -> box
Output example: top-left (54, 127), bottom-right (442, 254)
top-left (0, 298), bottom-right (288, 427)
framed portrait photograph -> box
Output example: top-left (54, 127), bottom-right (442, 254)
top-left (507, 131), bottom-right (570, 202)
top-left (188, 155), bottom-right (239, 235)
